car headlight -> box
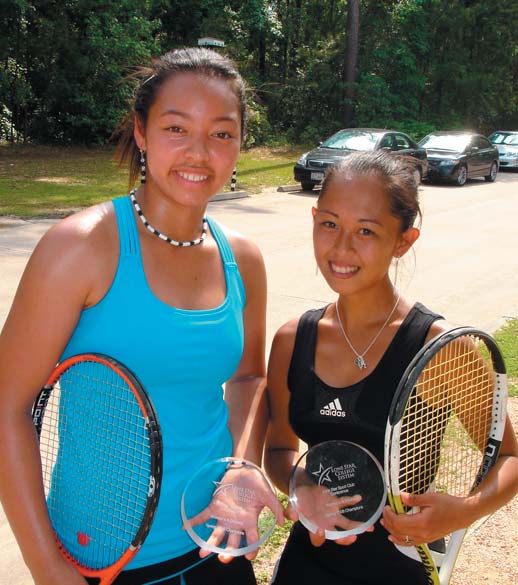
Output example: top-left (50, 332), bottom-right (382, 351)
top-left (297, 153), bottom-right (308, 166)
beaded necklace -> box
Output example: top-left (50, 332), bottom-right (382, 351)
top-left (130, 191), bottom-right (207, 247)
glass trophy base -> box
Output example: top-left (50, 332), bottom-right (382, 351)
top-left (181, 457), bottom-right (278, 556)
top-left (289, 440), bottom-right (386, 540)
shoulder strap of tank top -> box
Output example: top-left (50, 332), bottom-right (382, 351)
top-left (206, 216), bottom-right (246, 305)
top-left (112, 196), bottom-right (140, 257)
top-left (383, 302), bottom-right (444, 367)
top-left (206, 216), bottom-right (237, 267)
top-left (287, 305), bottom-right (328, 393)
top-left (409, 302), bottom-right (444, 344)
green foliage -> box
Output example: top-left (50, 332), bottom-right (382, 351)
top-left (493, 319), bottom-right (518, 397)
top-left (1, 1), bottom-right (517, 146)
top-left (245, 100), bottom-right (275, 148)
top-left (1, 0), bottom-right (159, 144)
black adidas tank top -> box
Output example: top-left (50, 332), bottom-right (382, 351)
top-left (287, 302), bottom-right (443, 465)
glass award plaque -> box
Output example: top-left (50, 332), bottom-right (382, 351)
top-left (289, 440), bottom-right (386, 540)
top-left (181, 457), bottom-right (278, 556)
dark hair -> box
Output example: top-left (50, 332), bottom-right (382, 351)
top-left (319, 150), bottom-right (422, 231)
top-left (114, 47), bottom-right (247, 187)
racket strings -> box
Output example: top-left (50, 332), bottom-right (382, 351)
top-left (40, 361), bottom-right (153, 570)
top-left (398, 335), bottom-right (495, 502)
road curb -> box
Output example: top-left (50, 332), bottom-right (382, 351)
top-left (210, 190), bottom-right (249, 202)
top-left (277, 184), bottom-right (301, 192)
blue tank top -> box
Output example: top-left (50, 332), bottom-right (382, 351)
top-left (61, 195), bottom-right (246, 568)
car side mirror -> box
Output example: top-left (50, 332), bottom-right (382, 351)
top-left (318, 141), bottom-right (323, 147)
top-left (470, 146), bottom-right (479, 153)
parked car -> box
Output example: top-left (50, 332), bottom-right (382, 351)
top-left (419, 132), bottom-right (499, 186)
top-left (488, 131), bottom-right (518, 169)
top-left (294, 128), bottom-right (428, 191)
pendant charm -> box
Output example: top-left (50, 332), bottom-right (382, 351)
top-left (355, 356), bottom-right (367, 369)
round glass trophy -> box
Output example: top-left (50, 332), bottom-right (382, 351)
top-left (181, 457), bottom-right (279, 556)
top-left (289, 440), bottom-right (386, 540)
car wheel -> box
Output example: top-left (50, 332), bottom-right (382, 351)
top-left (301, 182), bottom-right (315, 191)
top-left (484, 162), bottom-right (498, 182)
top-left (455, 165), bottom-right (467, 186)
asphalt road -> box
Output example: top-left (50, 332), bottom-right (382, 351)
top-left (1, 170), bottom-right (517, 584)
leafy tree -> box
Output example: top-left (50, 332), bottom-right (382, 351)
top-left (2, 0), bottom-right (158, 144)
top-left (2, 0), bottom-right (517, 145)
top-left (0, 0), bottom-right (34, 141)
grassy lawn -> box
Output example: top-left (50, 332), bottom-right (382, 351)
top-left (0, 144), bottom-right (303, 217)
top-left (493, 319), bottom-right (518, 397)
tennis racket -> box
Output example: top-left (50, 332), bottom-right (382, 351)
top-left (384, 327), bottom-right (507, 585)
top-left (32, 353), bottom-right (162, 585)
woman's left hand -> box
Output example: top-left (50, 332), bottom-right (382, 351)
top-left (381, 491), bottom-right (471, 547)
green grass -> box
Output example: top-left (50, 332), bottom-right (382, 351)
top-left (253, 493), bottom-right (292, 584)
top-left (493, 319), bottom-right (518, 397)
top-left (0, 144), bottom-right (303, 217)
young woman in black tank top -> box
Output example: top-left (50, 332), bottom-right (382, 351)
top-left (264, 151), bottom-right (518, 585)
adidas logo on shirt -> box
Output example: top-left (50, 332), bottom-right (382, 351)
top-left (320, 398), bottom-right (346, 418)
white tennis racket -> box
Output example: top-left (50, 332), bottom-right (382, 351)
top-left (384, 327), bottom-right (507, 585)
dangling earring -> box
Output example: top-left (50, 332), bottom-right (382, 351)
top-left (393, 256), bottom-right (400, 288)
top-left (140, 150), bottom-right (146, 184)
top-left (230, 168), bottom-right (237, 192)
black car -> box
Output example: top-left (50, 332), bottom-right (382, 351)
top-left (419, 132), bottom-right (499, 186)
top-left (293, 128), bottom-right (428, 191)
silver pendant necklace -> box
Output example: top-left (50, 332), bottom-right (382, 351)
top-left (335, 291), bottom-right (401, 370)
top-left (130, 191), bottom-right (207, 247)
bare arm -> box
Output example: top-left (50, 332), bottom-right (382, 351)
top-left (264, 319), bottom-right (301, 496)
top-left (224, 234), bottom-right (268, 466)
top-left (0, 207), bottom-right (115, 584)
top-left (264, 320), bottom-right (352, 548)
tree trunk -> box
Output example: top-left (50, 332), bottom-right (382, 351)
top-left (343, 0), bottom-right (359, 126)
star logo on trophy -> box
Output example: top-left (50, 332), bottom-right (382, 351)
top-left (312, 463), bottom-right (334, 485)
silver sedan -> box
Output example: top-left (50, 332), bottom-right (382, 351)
top-left (489, 131), bottom-right (518, 169)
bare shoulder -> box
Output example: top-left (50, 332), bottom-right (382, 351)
top-left (216, 223), bottom-right (264, 266)
top-left (41, 201), bottom-right (115, 247)
top-left (216, 224), bottom-right (266, 303)
top-left (425, 317), bottom-right (463, 343)
top-left (270, 316), bottom-right (301, 362)
top-left (23, 202), bottom-right (118, 309)
top-left (33, 202), bottom-right (116, 267)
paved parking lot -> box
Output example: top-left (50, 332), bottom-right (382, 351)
top-left (1, 170), bottom-right (518, 584)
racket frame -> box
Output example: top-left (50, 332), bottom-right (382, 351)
top-left (32, 353), bottom-right (162, 584)
top-left (384, 327), bottom-right (507, 585)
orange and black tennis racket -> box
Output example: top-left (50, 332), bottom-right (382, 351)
top-left (32, 353), bottom-right (162, 584)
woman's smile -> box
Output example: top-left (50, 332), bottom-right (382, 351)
top-left (329, 262), bottom-right (360, 277)
top-left (176, 171), bottom-right (209, 183)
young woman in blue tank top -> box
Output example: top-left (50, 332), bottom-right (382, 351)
top-left (264, 151), bottom-right (518, 584)
top-left (0, 48), bottom-right (282, 585)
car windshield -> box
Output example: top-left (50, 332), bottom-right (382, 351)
top-left (419, 134), bottom-right (471, 153)
top-left (489, 133), bottom-right (518, 146)
top-left (321, 130), bottom-right (379, 151)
